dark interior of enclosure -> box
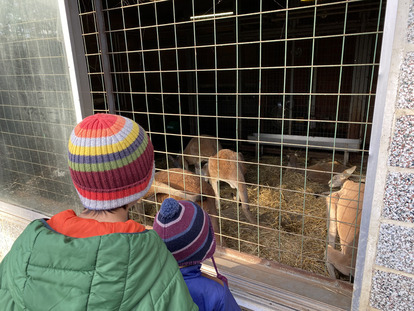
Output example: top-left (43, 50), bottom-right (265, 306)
top-left (79, 0), bottom-right (383, 153)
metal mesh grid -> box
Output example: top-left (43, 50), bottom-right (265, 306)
top-left (78, 0), bottom-right (385, 281)
top-left (0, 0), bottom-right (83, 215)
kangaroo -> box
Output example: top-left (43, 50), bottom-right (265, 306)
top-left (143, 168), bottom-right (224, 245)
top-left (202, 149), bottom-right (255, 224)
top-left (169, 135), bottom-right (222, 174)
top-left (325, 166), bottom-right (364, 279)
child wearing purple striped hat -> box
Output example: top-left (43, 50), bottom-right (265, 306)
top-left (153, 198), bottom-right (241, 311)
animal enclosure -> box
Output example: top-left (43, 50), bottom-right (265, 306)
top-left (77, 0), bottom-right (385, 282)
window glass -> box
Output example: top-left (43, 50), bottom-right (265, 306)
top-left (0, 0), bottom-right (83, 216)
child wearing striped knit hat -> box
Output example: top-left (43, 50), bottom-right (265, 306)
top-left (153, 197), bottom-right (241, 311)
top-left (0, 114), bottom-right (197, 311)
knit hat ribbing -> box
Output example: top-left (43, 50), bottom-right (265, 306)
top-left (153, 198), bottom-right (216, 266)
top-left (68, 113), bottom-right (154, 210)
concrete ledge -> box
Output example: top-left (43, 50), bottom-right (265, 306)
top-left (202, 247), bottom-right (353, 311)
top-left (0, 201), bottom-right (47, 261)
top-left (0, 201), bottom-right (48, 221)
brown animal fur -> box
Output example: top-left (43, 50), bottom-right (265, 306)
top-left (203, 149), bottom-right (255, 224)
top-left (170, 135), bottom-right (222, 174)
top-left (326, 179), bottom-right (364, 278)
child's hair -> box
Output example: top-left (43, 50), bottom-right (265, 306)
top-left (81, 205), bottom-right (128, 216)
top-left (68, 113), bottom-right (154, 211)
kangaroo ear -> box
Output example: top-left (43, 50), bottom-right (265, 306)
top-left (329, 166), bottom-right (357, 187)
top-left (287, 153), bottom-right (298, 167)
top-left (168, 154), bottom-right (182, 168)
top-left (343, 166), bottom-right (357, 177)
top-left (168, 154), bottom-right (175, 165)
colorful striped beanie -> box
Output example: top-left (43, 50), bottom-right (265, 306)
top-left (153, 198), bottom-right (216, 266)
top-left (68, 113), bottom-right (155, 210)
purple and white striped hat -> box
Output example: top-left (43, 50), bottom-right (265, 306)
top-left (153, 198), bottom-right (216, 266)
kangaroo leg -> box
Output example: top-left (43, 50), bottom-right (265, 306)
top-left (183, 158), bottom-right (190, 171)
top-left (210, 178), bottom-right (221, 214)
top-left (327, 194), bottom-right (339, 247)
top-left (326, 194), bottom-right (339, 278)
top-left (226, 178), bottom-right (255, 224)
top-left (237, 179), bottom-right (255, 224)
top-left (327, 245), bottom-right (353, 277)
top-left (326, 261), bottom-right (337, 279)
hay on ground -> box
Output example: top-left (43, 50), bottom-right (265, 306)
top-left (132, 152), bottom-right (363, 278)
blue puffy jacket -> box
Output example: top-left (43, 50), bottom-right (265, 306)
top-left (181, 264), bottom-right (241, 311)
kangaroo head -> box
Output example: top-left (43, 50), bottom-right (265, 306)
top-left (287, 153), bottom-right (298, 168)
top-left (168, 154), bottom-right (183, 169)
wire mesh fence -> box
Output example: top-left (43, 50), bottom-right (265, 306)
top-left (77, 0), bottom-right (385, 281)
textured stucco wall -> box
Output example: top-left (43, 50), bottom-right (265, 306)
top-left (355, 1), bottom-right (414, 310)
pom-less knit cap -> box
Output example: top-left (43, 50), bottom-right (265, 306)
top-left (68, 113), bottom-right (155, 210)
top-left (153, 198), bottom-right (216, 266)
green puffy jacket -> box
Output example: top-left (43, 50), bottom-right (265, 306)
top-left (0, 219), bottom-right (198, 311)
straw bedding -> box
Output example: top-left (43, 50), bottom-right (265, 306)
top-left (132, 152), bottom-right (360, 278)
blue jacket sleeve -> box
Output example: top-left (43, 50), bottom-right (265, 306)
top-left (221, 284), bottom-right (241, 311)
